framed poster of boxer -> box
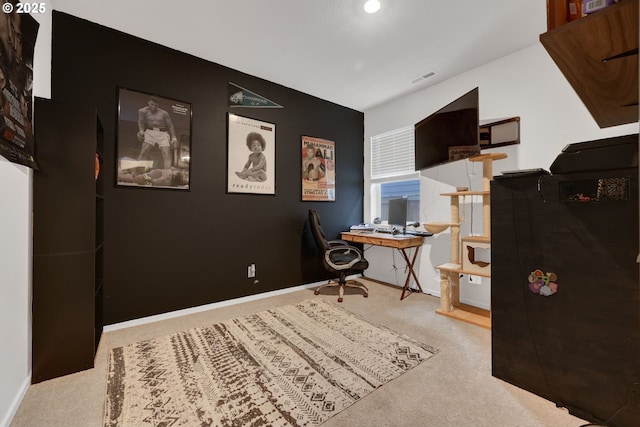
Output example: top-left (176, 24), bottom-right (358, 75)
top-left (301, 136), bottom-right (335, 201)
top-left (116, 87), bottom-right (192, 190)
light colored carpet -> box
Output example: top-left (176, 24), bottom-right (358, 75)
top-left (10, 279), bottom-right (588, 426)
top-left (104, 299), bottom-right (438, 426)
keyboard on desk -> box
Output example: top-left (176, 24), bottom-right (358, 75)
top-left (373, 228), bottom-right (432, 237)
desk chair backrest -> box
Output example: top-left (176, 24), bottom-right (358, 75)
top-left (309, 209), bottom-right (331, 253)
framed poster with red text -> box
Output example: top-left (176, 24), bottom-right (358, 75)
top-left (302, 136), bottom-right (335, 201)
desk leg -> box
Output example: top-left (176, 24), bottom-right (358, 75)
top-left (399, 247), bottom-right (423, 300)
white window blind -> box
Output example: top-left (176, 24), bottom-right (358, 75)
top-left (370, 126), bottom-right (415, 180)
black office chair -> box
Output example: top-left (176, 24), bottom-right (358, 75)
top-left (308, 209), bottom-right (369, 302)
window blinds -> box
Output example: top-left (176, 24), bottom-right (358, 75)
top-left (370, 126), bottom-right (415, 180)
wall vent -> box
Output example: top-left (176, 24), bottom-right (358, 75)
top-left (411, 71), bottom-right (437, 84)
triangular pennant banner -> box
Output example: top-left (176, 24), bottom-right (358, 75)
top-left (228, 82), bottom-right (283, 108)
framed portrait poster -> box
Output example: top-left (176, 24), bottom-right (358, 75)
top-left (302, 136), bottom-right (335, 201)
top-left (227, 113), bottom-right (275, 195)
top-left (116, 87), bottom-right (192, 190)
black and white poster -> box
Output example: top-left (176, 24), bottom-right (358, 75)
top-left (0, 1), bottom-right (39, 169)
top-left (116, 87), bottom-right (192, 190)
top-left (227, 113), bottom-right (275, 195)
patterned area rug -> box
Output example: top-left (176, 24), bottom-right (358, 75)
top-left (104, 299), bottom-right (439, 426)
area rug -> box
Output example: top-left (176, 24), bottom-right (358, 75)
top-left (104, 298), bottom-right (439, 427)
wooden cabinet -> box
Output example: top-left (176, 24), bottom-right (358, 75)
top-left (32, 98), bottom-right (104, 383)
top-left (540, 0), bottom-right (639, 128)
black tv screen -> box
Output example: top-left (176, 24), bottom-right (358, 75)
top-left (414, 87), bottom-right (480, 170)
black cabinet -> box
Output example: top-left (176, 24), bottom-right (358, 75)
top-left (490, 153), bottom-right (640, 426)
top-left (32, 98), bottom-right (104, 383)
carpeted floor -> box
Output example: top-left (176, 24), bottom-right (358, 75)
top-left (10, 279), bottom-right (588, 427)
top-left (104, 299), bottom-right (438, 426)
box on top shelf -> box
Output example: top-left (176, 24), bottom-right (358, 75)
top-left (582, 0), bottom-right (617, 14)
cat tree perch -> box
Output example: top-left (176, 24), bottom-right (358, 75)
top-left (432, 152), bottom-right (507, 327)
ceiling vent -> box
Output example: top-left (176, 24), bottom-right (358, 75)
top-left (411, 71), bottom-right (437, 84)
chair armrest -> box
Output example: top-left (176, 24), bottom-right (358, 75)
top-left (327, 239), bottom-right (350, 247)
top-left (325, 245), bottom-right (363, 270)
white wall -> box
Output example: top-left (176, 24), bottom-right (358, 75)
top-left (363, 43), bottom-right (638, 309)
top-left (0, 4), bottom-right (51, 427)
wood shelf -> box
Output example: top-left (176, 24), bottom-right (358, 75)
top-left (436, 304), bottom-right (491, 329)
top-left (462, 235), bottom-right (490, 244)
top-left (436, 262), bottom-right (462, 272)
top-left (469, 152), bottom-right (508, 162)
top-left (540, 0), bottom-right (639, 128)
top-left (436, 263), bottom-right (492, 278)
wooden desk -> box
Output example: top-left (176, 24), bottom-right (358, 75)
top-left (340, 231), bottom-right (425, 300)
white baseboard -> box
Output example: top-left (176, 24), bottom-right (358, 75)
top-left (381, 280), bottom-right (490, 310)
top-left (1, 374), bottom-right (31, 427)
top-left (104, 281), bottom-right (324, 332)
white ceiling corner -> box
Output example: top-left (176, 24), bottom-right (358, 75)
top-left (49, 0), bottom-right (546, 112)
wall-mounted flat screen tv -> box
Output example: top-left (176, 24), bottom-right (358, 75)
top-left (414, 87), bottom-right (480, 170)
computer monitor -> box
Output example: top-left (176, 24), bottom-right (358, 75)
top-left (388, 197), bottom-right (408, 232)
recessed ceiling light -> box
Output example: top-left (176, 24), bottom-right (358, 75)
top-left (364, 0), bottom-right (381, 14)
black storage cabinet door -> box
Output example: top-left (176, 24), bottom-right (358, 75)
top-left (491, 167), bottom-right (640, 426)
top-left (32, 98), bottom-right (98, 383)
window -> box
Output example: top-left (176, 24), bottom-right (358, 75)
top-left (380, 180), bottom-right (420, 222)
top-left (370, 126), bottom-right (415, 180)
top-left (370, 126), bottom-right (420, 223)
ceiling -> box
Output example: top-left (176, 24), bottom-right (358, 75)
top-left (50, 0), bottom-right (546, 112)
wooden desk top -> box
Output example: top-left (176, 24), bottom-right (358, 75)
top-left (341, 231), bottom-right (424, 249)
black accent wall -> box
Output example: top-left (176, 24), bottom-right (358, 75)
top-left (50, 11), bottom-right (364, 324)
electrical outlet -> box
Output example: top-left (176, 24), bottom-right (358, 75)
top-left (468, 274), bottom-right (480, 284)
top-left (247, 264), bottom-right (256, 278)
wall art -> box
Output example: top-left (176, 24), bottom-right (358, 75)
top-left (116, 87), bottom-right (192, 190)
top-left (227, 113), bottom-right (275, 195)
top-left (302, 135), bottom-right (335, 201)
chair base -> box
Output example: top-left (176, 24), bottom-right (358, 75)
top-left (314, 278), bottom-right (369, 303)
